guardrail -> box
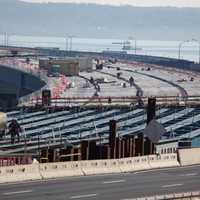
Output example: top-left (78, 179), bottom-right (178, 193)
top-left (23, 95), bottom-right (200, 107)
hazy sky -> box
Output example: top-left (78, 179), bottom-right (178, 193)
top-left (22, 0), bottom-right (200, 7)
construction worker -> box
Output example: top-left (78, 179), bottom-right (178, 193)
top-left (129, 76), bottom-right (134, 87)
top-left (0, 112), bottom-right (7, 140)
top-left (8, 119), bottom-right (22, 144)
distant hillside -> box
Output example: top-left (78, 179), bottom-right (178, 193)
top-left (0, 0), bottom-right (200, 40)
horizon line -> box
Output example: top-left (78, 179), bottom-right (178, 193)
top-left (19, 0), bottom-right (200, 8)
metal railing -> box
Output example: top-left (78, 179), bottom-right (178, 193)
top-left (20, 95), bottom-right (200, 107)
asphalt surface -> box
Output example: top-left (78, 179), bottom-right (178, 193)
top-left (0, 165), bottom-right (200, 200)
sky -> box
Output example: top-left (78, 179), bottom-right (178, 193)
top-left (21, 0), bottom-right (200, 7)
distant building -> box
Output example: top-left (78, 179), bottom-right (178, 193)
top-left (39, 57), bottom-right (93, 76)
top-left (78, 57), bottom-right (93, 72)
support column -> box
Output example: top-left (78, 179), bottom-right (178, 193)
top-left (81, 141), bottom-right (89, 160)
top-left (109, 120), bottom-right (117, 159)
top-left (121, 139), bottom-right (125, 158)
top-left (146, 97), bottom-right (156, 154)
top-left (135, 134), bottom-right (144, 156)
top-left (116, 138), bottom-right (121, 159)
top-left (131, 136), bottom-right (135, 157)
top-left (42, 89), bottom-right (51, 107)
top-left (124, 136), bottom-right (130, 157)
top-left (88, 140), bottom-right (96, 160)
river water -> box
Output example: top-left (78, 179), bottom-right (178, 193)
top-left (0, 35), bottom-right (199, 62)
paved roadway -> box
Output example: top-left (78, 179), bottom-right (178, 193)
top-left (0, 165), bottom-right (200, 200)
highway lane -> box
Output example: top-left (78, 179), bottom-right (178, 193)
top-left (0, 165), bottom-right (200, 200)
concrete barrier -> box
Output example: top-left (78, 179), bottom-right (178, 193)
top-left (107, 159), bottom-right (122, 173)
top-left (0, 153), bottom-right (181, 183)
top-left (0, 163), bottom-right (41, 183)
top-left (178, 148), bottom-right (200, 166)
top-left (118, 158), bottom-right (135, 173)
top-left (81, 159), bottom-right (121, 175)
top-left (39, 161), bottom-right (83, 179)
top-left (149, 153), bottom-right (179, 169)
top-left (133, 156), bottom-right (151, 171)
top-left (80, 160), bottom-right (100, 175)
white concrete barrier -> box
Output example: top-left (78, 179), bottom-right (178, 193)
top-left (118, 158), bottom-right (135, 173)
top-left (39, 161), bottom-right (83, 179)
top-left (80, 160), bottom-right (98, 175)
top-left (81, 159), bottom-right (121, 175)
top-left (178, 148), bottom-right (200, 166)
top-left (149, 154), bottom-right (179, 169)
top-left (107, 159), bottom-right (122, 173)
top-left (0, 153), bottom-right (181, 183)
top-left (0, 163), bottom-right (41, 183)
top-left (133, 156), bottom-right (151, 171)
